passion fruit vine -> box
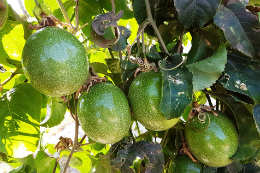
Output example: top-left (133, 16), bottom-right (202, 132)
top-left (22, 26), bottom-right (89, 97)
top-left (77, 82), bottom-right (131, 144)
top-left (185, 111), bottom-right (239, 167)
top-left (128, 70), bottom-right (180, 131)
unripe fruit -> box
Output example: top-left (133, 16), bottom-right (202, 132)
top-left (185, 111), bottom-right (239, 167)
top-left (128, 71), bottom-right (180, 131)
top-left (22, 26), bottom-right (89, 97)
top-left (77, 82), bottom-right (131, 144)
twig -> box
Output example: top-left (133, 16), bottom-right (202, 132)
top-left (108, 48), bottom-right (115, 59)
top-left (63, 94), bottom-right (79, 173)
top-left (177, 32), bottom-right (184, 54)
top-left (78, 141), bottom-right (96, 146)
top-left (135, 121), bottom-right (141, 136)
top-left (79, 134), bottom-right (87, 144)
top-left (56, 0), bottom-right (72, 31)
top-left (142, 31), bottom-right (146, 58)
top-left (216, 99), bottom-right (219, 111)
top-left (53, 160), bottom-right (58, 173)
top-left (130, 21), bottom-right (150, 49)
top-left (144, 0), bottom-right (169, 54)
top-left (205, 92), bottom-right (213, 108)
top-left (129, 128), bottom-right (136, 144)
top-left (0, 68), bottom-right (21, 86)
top-left (67, 95), bottom-right (76, 120)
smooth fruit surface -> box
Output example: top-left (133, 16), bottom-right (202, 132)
top-left (128, 71), bottom-right (179, 131)
top-left (185, 111), bottom-right (239, 167)
top-left (22, 26), bottom-right (89, 97)
top-left (168, 154), bottom-right (203, 173)
top-left (77, 82), bottom-right (131, 144)
top-left (0, 0), bottom-right (8, 30)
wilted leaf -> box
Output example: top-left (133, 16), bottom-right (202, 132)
top-left (174, 0), bottom-right (221, 28)
top-left (40, 97), bottom-right (67, 128)
top-left (110, 26), bottom-right (131, 51)
top-left (110, 140), bottom-right (164, 173)
top-left (210, 92), bottom-right (259, 160)
top-left (227, 161), bottom-right (243, 173)
top-left (160, 54), bottom-right (193, 119)
top-left (187, 46), bottom-right (227, 92)
top-left (219, 51), bottom-right (260, 104)
top-left (0, 83), bottom-right (41, 156)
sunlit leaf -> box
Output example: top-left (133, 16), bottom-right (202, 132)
top-left (187, 46), bottom-right (227, 92)
top-left (40, 97), bottom-right (67, 128)
top-left (35, 150), bottom-right (56, 173)
top-left (0, 83), bottom-right (41, 156)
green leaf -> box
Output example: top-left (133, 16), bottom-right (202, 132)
top-left (0, 83), bottom-right (41, 156)
top-left (174, 0), bottom-right (221, 28)
top-left (227, 161), bottom-right (243, 173)
top-left (186, 30), bottom-right (215, 65)
top-left (214, 3), bottom-right (260, 59)
top-left (211, 92), bottom-right (260, 160)
top-left (0, 21), bottom-right (20, 71)
top-left (187, 46), bottom-right (227, 92)
top-left (160, 54), bottom-right (193, 119)
top-left (79, 0), bottom-right (102, 38)
top-left (90, 63), bottom-right (109, 75)
top-left (219, 51), bottom-right (260, 104)
top-left (24, 0), bottom-right (36, 17)
top-left (35, 150), bottom-right (56, 173)
top-left (111, 140), bottom-right (164, 173)
top-left (253, 104), bottom-right (260, 134)
top-left (240, 162), bottom-right (260, 172)
top-left (2, 22), bottom-right (25, 62)
top-left (40, 97), bottom-right (67, 128)
top-left (105, 58), bottom-right (121, 73)
top-left (94, 154), bottom-right (111, 173)
top-left (158, 23), bottom-right (183, 46)
top-left (132, 0), bottom-right (147, 25)
top-left (18, 154), bottom-right (36, 173)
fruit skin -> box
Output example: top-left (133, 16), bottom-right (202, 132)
top-left (168, 154), bottom-right (203, 173)
top-left (22, 26), bottom-right (89, 97)
top-left (185, 111), bottom-right (239, 167)
top-left (0, 0), bottom-right (8, 30)
top-left (128, 71), bottom-right (180, 131)
top-left (77, 82), bottom-right (131, 144)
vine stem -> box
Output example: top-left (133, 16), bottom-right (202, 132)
top-left (111, 0), bottom-right (115, 12)
top-left (135, 121), bottom-right (141, 136)
top-left (56, 0), bottom-right (72, 30)
top-left (75, 0), bottom-right (79, 30)
top-left (34, 0), bottom-right (40, 6)
top-left (0, 68), bottom-right (21, 86)
top-left (63, 94), bottom-right (79, 173)
top-left (161, 130), bottom-right (168, 148)
top-left (144, 0), bottom-right (169, 54)
top-left (130, 21), bottom-right (150, 49)
top-left (205, 92), bottom-right (213, 108)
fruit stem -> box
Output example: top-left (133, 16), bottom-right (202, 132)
top-left (178, 124), bottom-right (185, 142)
top-left (142, 31), bottom-right (146, 59)
top-left (56, 0), bottom-right (72, 31)
top-left (0, 68), bottom-right (21, 87)
top-left (144, 0), bottom-right (169, 54)
top-left (63, 93), bottom-right (79, 173)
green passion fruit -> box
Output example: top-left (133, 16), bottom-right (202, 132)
top-left (22, 26), bottom-right (89, 97)
top-left (128, 71), bottom-right (180, 131)
top-left (77, 82), bottom-right (131, 144)
top-left (0, 0), bottom-right (8, 30)
top-left (168, 154), bottom-right (203, 173)
top-left (185, 111), bottom-right (239, 167)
